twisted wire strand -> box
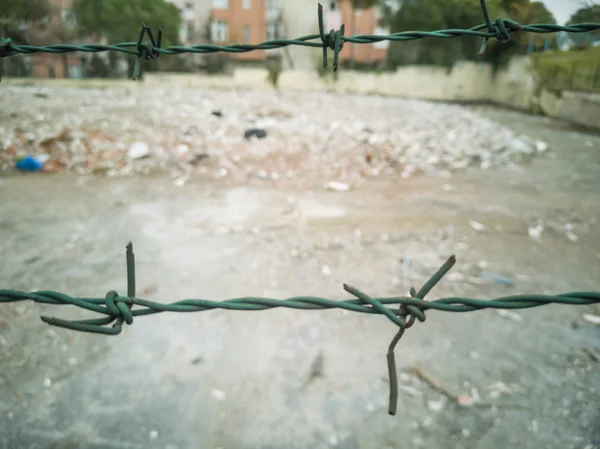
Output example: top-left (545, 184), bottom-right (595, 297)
top-left (1, 23), bottom-right (598, 58)
top-left (1, 243), bottom-right (597, 415)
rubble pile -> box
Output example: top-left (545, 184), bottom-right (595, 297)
top-left (0, 86), bottom-right (548, 182)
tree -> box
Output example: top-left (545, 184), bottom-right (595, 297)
top-left (71, 0), bottom-right (181, 78)
top-left (340, 0), bottom-right (379, 69)
top-left (380, 0), bottom-right (555, 71)
top-left (568, 4), bottom-right (600, 23)
top-left (0, 0), bottom-right (51, 78)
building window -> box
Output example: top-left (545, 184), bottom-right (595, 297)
top-left (244, 25), bottom-right (250, 43)
top-left (242, 0), bottom-right (251, 10)
top-left (266, 22), bottom-right (281, 41)
top-left (211, 20), bottom-right (228, 42)
top-left (212, 0), bottom-right (228, 9)
top-left (266, 0), bottom-right (279, 14)
top-left (187, 22), bottom-right (195, 42)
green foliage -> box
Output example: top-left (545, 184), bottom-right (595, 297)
top-left (568, 4), bottom-right (600, 25)
top-left (532, 45), bottom-right (600, 93)
top-left (71, 0), bottom-right (181, 46)
top-left (71, 0), bottom-right (181, 78)
top-left (1, 0), bottom-right (51, 25)
top-left (379, 0), bottom-right (556, 71)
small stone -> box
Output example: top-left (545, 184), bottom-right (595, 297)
top-left (149, 430), bottom-right (158, 440)
top-left (468, 220), bottom-right (485, 231)
top-left (427, 399), bottom-right (445, 412)
top-left (566, 231), bottom-right (578, 242)
top-left (535, 140), bottom-right (548, 152)
top-left (462, 428), bottom-right (471, 437)
top-left (43, 377), bottom-right (52, 388)
top-left (325, 181), bottom-right (350, 192)
top-left (528, 224), bottom-right (544, 240)
top-left (447, 272), bottom-right (465, 282)
top-left (496, 310), bottom-right (522, 322)
top-left (211, 388), bottom-right (226, 400)
top-left (422, 416), bottom-right (434, 428)
top-left (457, 395), bottom-right (474, 407)
top-left (321, 265), bottom-right (332, 276)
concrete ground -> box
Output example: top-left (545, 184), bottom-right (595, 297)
top-left (0, 104), bottom-right (599, 449)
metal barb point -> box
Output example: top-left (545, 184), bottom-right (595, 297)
top-left (317, 3), bottom-right (345, 72)
top-left (386, 255), bottom-right (455, 415)
top-left (132, 24), bottom-right (163, 80)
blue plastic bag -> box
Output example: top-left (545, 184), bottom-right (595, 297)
top-left (15, 156), bottom-right (44, 172)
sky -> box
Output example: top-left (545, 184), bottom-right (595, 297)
top-left (540, 0), bottom-right (585, 24)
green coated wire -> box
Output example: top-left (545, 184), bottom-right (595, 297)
top-left (0, 242), bottom-right (598, 415)
top-left (0, 244), bottom-right (597, 336)
top-left (0, 0), bottom-right (599, 79)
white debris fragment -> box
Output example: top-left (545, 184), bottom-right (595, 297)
top-left (127, 141), bottom-right (150, 160)
top-left (325, 181), bottom-right (351, 192)
top-left (149, 430), bottom-right (158, 439)
top-left (582, 314), bottom-right (600, 325)
top-left (211, 388), bottom-right (226, 400)
top-left (566, 231), bottom-right (578, 242)
top-left (528, 224), bottom-right (544, 240)
top-left (321, 265), bottom-right (332, 276)
top-left (468, 220), bottom-right (485, 231)
top-left (496, 310), bottom-right (523, 322)
top-left (43, 377), bottom-right (52, 388)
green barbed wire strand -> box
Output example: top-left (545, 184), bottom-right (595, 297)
top-left (0, 243), bottom-right (597, 336)
top-left (1, 243), bottom-right (598, 415)
top-left (1, 22), bottom-right (599, 59)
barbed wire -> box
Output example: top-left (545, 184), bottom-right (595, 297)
top-left (1, 0), bottom-right (599, 80)
top-left (1, 242), bottom-right (598, 415)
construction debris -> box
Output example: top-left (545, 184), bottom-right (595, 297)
top-left (0, 87), bottom-right (550, 182)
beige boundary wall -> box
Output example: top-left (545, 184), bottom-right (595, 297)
top-left (6, 56), bottom-right (599, 131)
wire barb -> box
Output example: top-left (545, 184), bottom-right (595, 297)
top-left (133, 24), bottom-right (163, 80)
top-left (318, 3), bottom-right (345, 72)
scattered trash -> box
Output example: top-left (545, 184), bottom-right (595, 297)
top-left (582, 314), bottom-right (600, 326)
top-left (244, 128), bottom-right (267, 139)
top-left (324, 181), bottom-right (351, 192)
top-left (496, 309), bottom-right (522, 322)
top-left (468, 220), bottom-right (485, 231)
top-left (127, 141), bottom-right (150, 160)
top-left (15, 155), bottom-right (48, 172)
top-left (481, 272), bottom-right (514, 286)
top-left (528, 224), bottom-right (544, 240)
